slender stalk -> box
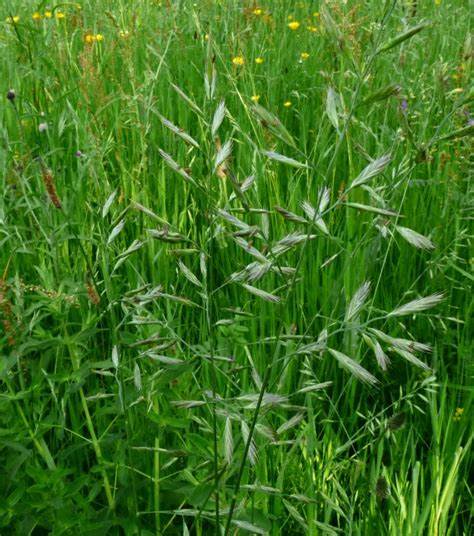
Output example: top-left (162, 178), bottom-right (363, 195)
top-left (154, 397), bottom-right (161, 535)
top-left (69, 344), bottom-right (115, 510)
top-left (204, 133), bottom-right (221, 534)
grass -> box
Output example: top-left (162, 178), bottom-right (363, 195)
top-left (0, 0), bottom-right (472, 534)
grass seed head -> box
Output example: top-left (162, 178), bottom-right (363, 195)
top-left (41, 168), bottom-right (62, 209)
top-left (375, 477), bottom-right (390, 500)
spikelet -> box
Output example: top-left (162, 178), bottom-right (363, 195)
top-left (328, 348), bottom-right (378, 385)
top-left (224, 418), bottom-right (233, 465)
top-left (214, 139), bottom-right (233, 172)
top-left (395, 225), bottom-right (435, 250)
top-left (274, 205), bottom-right (307, 224)
top-left (241, 420), bottom-right (258, 465)
top-left (215, 137), bottom-right (229, 178)
top-left (0, 279), bottom-right (16, 346)
top-left (350, 154), bottom-right (391, 189)
top-left (345, 281), bottom-right (371, 321)
top-left (41, 168), bottom-right (62, 209)
top-left (387, 412), bottom-right (406, 431)
top-left (86, 280), bottom-right (100, 305)
top-left (388, 293), bottom-right (444, 317)
top-left (242, 283), bottom-right (281, 303)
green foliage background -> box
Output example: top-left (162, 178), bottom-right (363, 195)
top-left (0, 1), bottom-right (472, 534)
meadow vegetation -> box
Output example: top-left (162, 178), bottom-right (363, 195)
top-left (0, 1), bottom-right (472, 534)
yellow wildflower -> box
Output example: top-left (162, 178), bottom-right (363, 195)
top-left (300, 52), bottom-right (310, 60)
top-left (45, 11), bottom-right (52, 18)
top-left (253, 8), bottom-right (263, 16)
top-left (251, 95), bottom-right (260, 102)
top-left (232, 56), bottom-right (245, 66)
top-left (32, 12), bottom-right (42, 21)
top-left (6, 15), bottom-right (20, 23)
top-left (288, 21), bottom-right (300, 30)
top-left (95, 34), bottom-right (104, 42)
top-left (283, 101), bottom-right (292, 107)
top-left (85, 34), bottom-right (95, 44)
top-left (55, 11), bottom-right (65, 20)
top-left (307, 26), bottom-right (318, 33)
top-left (255, 57), bottom-right (264, 64)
